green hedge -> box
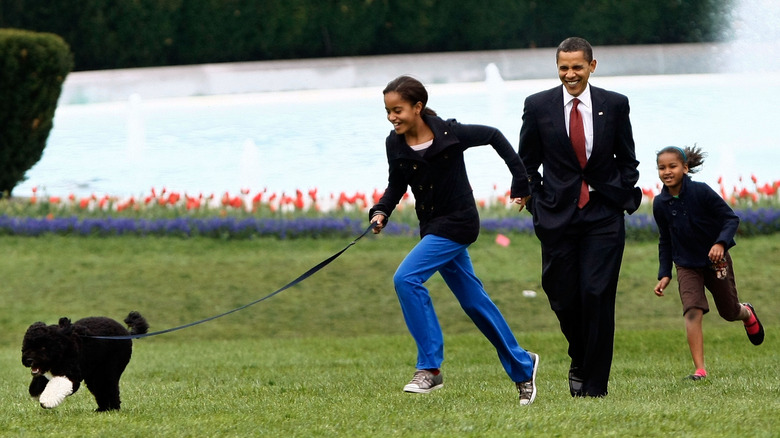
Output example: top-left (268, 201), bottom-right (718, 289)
top-left (0, 0), bottom-right (733, 71)
top-left (0, 29), bottom-right (73, 196)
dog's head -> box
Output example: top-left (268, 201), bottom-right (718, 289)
top-left (21, 318), bottom-right (81, 377)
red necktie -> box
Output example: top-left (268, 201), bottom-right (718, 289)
top-left (570, 98), bottom-right (589, 208)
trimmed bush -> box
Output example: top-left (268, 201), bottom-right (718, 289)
top-left (0, 28), bottom-right (73, 196)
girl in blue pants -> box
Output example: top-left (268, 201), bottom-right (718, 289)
top-left (369, 75), bottom-right (538, 405)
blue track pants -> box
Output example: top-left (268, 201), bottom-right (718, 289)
top-left (393, 234), bottom-right (534, 382)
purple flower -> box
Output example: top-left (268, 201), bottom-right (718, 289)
top-left (2, 209), bottom-right (779, 239)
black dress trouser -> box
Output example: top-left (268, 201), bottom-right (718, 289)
top-left (540, 194), bottom-right (625, 397)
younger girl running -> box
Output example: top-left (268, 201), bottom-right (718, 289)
top-left (370, 75), bottom-right (538, 404)
top-left (653, 145), bottom-right (764, 380)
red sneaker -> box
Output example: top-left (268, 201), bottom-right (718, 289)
top-left (743, 303), bottom-right (765, 346)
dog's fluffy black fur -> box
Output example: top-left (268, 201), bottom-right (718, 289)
top-left (21, 311), bottom-right (149, 411)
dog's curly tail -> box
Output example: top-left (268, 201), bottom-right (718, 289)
top-left (124, 312), bottom-right (149, 336)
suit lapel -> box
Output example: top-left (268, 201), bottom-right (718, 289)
top-left (590, 86), bottom-right (607, 161)
top-left (548, 86), bottom-right (580, 164)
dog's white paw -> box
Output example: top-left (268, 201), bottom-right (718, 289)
top-left (39, 376), bottom-right (74, 409)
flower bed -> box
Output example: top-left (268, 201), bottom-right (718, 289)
top-left (2, 177), bottom-right (778, 239)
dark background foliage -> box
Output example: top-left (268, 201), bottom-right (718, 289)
top-left (0, 0), bottom-right (734, 71)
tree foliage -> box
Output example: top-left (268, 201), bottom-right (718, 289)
top-left (0, 0), bottom-right (734, 71)
top-left (0, 29), bottom-right (73, 196)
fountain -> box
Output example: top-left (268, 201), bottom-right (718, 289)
top-left (125, 93), bottom-right (146, 163)
top-left (724, 0), bottom-right (779, 73)
top-left (15, 1), bottom-right (777, 200)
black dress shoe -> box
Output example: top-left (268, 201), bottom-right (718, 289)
top-left (568, 367), bottom-right (585, 397)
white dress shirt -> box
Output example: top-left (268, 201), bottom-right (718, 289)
top-left (563, 84), bottom-right (593, 159)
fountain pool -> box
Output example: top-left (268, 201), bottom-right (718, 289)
top-left (16, 71), bottom-right (774, 203)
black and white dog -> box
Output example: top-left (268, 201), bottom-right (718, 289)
top-left (21, 311), bottom-right (149, 411)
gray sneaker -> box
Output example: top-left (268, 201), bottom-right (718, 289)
top-left (403, 369), bottom-right (443, 393)
top-left (516, 352), bottom-right (539, 405)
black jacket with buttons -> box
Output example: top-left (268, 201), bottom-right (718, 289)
top-left (653, 175), bottom-right (739, 279)
top-left (369, 114), bottom-right (530, 244)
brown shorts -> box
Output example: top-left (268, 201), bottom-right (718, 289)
top-left (675, 252), bottom-right (742, 321)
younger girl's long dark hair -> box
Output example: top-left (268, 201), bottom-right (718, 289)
top-left (383, 75), bottom-right (437, 116)
top-left (657, 144), bottom-right (706, 173)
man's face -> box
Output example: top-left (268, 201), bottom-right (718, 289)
top-left (557, 50), bottom-right (596, 97)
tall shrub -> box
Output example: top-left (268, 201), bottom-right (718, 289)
top-left (0, 29), bottom-right (73, 197)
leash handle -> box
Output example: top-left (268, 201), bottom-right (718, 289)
top-left (90, 222), bottom-right (376, 340)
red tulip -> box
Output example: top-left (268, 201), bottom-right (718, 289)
top-left (372, 189), bottom-right (383, 204)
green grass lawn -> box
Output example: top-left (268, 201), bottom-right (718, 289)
top-left (1, 233), bottom-right (778, 437)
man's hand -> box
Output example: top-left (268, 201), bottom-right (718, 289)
top-left (511, 195), bottom-right (531, 212)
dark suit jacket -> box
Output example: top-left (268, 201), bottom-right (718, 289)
top-left (518, 85), bottom-right (641, 240)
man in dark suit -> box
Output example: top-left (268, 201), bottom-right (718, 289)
top-left (518, 37), bottom-right (641, 397)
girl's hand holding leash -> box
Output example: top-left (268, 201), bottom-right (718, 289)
top-left (654, 277), bottom-right (670, 297)
top-left (371, 214), bottom-right (387, 234)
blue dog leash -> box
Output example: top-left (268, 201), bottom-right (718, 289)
top-left (90, 222), bottom-right (376, 340)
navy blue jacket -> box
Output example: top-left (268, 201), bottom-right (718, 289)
top-left (369, 114), bottom-right (529, 244)
top-left (653, 175), bottom-right (739, 279)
